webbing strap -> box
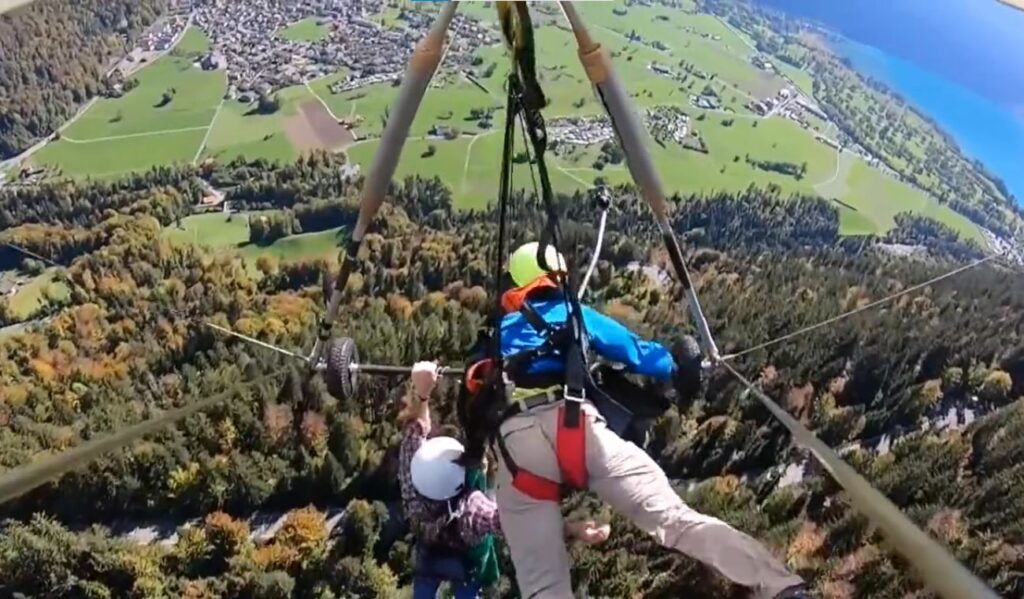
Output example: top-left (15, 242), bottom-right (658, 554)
top-left (519, 301), bottom-right (555, 336)
top-left (512, 467), bottom-right (561, 502)
top-left (497, 404), bottom-right (587, 502)
top-left (509, 75), bottom-right (591, 409)
top-left (514, 298), bottom-right (586, 430)
top-left (487, 73), bottom-right (520, 370)
top-left (556, 404), bottom-right (587, 487)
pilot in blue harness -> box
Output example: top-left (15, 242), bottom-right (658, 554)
top-left (458, 242), bottom-right (810, 599)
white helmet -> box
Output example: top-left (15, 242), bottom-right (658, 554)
top-left (411, 436), bottom-right (466, 501)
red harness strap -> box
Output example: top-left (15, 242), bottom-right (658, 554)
top-left (555, 404), bottom-right (587, 488)
top-left (510, 404), bottom-right (587, 501)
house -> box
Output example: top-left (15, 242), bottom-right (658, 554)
top-left (201, 52), bottom-right (227, 71)
top-left (428, 124), bottom-right (455, 139)
top-left (339, 163), bottom-right (361, 182)
top-left (200, 193), bottom-right (223, 207)
top-left (649, 62), bottom-right (673, 76)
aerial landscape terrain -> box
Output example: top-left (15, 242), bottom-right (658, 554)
top-left (1, 0), bottom-right (1024, 597)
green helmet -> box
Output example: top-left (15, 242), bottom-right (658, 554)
top-left (508, 242), bottom-right (566, 287)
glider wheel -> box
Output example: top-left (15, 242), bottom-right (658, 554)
top-left (326, 336), bottom-right (359, 401)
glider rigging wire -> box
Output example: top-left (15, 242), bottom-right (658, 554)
top-left (0, 3), bottom-right (1009, 598)
top-left (0, 370), bottom-right (286, 504)
top-left (718, 361), bottom-right (998, 599)
top-left (720, 252), bottom-right (1002, 362)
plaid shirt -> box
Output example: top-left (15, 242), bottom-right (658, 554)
top-left (400, 418), bottom-right (502, 549)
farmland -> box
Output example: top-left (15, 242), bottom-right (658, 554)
top-left (202, 85), bottom-right (317, 164)
top-left (25, 0), bottom-right (987, 248)
top-left (162, 212), bottom-right (345, 266)
top-left (332, 2), bottom-right (981, 241)
top-left (31, 26), bottom-right (225, 179)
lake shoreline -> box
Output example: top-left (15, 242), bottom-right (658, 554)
top-left (824, 34), bottom-right (1024, 204)
top-left (754, 0), bottom-right (1024, 204)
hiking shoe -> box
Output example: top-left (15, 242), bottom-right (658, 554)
top-left (773, 584), bottom-right (812, 599)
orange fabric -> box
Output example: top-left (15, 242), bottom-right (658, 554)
top-left (465, 359), bottom-right (494, 395)
top-left (500, 274), bottom-right (559, 314)
top-left (510, 405), bottom-right (587, 502)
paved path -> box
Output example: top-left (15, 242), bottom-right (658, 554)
top-left (193, 99), bottom-right (225, 164)
top-left (60, 126), bottom-right (210, 145)
top-left (460, 131), bottom-right (496, 194)
top-left (1, 14), bottom-right (197, 171)
top-left (305, 80), bottom-right (342, 121)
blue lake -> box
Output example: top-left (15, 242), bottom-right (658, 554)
top-left (755, 0), bottom-right (1024, 203)
top-left (832, 37), bottom-right (1024, 203)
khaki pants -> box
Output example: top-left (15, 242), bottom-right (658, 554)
top-left (495, 401), bottom-right (803, 599)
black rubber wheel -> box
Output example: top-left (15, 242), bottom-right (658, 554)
top-left (672, 335), bottom-right (703, 405)
top-left (674, 335), bottom-right (701, 362)
top-left (326, 337), bottom-right (359, 401)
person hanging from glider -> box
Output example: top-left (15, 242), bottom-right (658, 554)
top-left (399, 361), bottom-right (610, 599)
top-left (458, 243), bottom-right (810, 599)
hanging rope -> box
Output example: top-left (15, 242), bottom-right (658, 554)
top-left (496, 1), bottom-right (547, 111)
top-left (0, 370), bottom-right (285, 504)
top-left (486, 77), bottom-right (521, 369)
top-left (579, 209), bottom-right (608, 299)
top-left (721, 253), bottom-right (1001, 362)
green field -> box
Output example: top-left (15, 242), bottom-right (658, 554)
top-left (163, 212), bottom-right (345, 264)
top-left (32, 129), bottom-right (208, 180)
top-left (27, 3), bottom-right (989, 244)
top-left (239, 227), bottom-right (345, 263)
top-left (163, 212), bottom-right (250, 248)
top-left (279, 17), bottom-right (331, 42)
top-left (7, 270), bottom-right (70, 320)
top-left (309, 72), bottom-right (498, 139)
top-left (32, 28), bottom-right (225, 179)
top-left (173, 25), bottom-right (211, 57)
top-left (202, 85), bottom-right (316, 164)
top-left (61, 56), bottom-right (224, 140)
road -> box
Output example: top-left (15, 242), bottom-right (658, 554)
top-left (114, 506), bottom-right (348, 547)
top-left (0, 98), bottom-right (97, 175)
top-left (0, 13), bottom-right (195, 174)
top-left (0, 315), bottom-right (50, 340)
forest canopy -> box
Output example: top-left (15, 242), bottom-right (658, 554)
top-left (0, 0), bottom-right (166, 158)
top-left (0, 154), bottom-right (1022, 597)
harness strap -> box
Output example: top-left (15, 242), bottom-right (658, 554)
top-left (496, 397), bottom-right (588, 502)
top-left (555, 404), bottom-right (587, 488)
top-left (497, 433), bottom-right (561, 502)
top-left (519, 301), bottom-right (554, 336)
top-left (515, 296), bottom-right (586, 431)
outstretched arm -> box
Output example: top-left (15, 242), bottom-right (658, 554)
top-left (398, 362), bottom-right (440, 511)
top-left (581, 306), bottom-right (675, 381)
top-left (460, 489), bottom-right (611, 548)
